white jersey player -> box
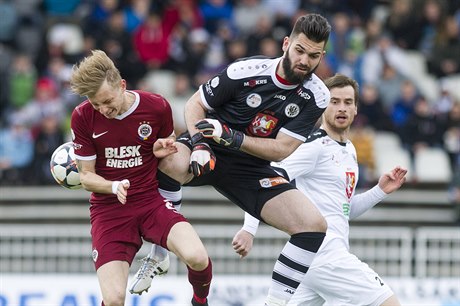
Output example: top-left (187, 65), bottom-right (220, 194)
top-left (233, 74), bottom-right (407, 306)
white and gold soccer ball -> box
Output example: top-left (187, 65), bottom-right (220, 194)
top-left (50, 142), bottom-right (81, 190)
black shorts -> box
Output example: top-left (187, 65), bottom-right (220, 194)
top-left (179, 132), bottom-right (296, 220)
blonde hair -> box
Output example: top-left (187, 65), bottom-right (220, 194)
top-left (70, 50), bottom-right (122, 98)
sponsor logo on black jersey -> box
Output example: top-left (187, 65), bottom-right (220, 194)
top-left (204, 82), bottom-right (214, 96)
top-left (244, 79), bottom-right (268, 87)
top-left (274, 94), bottom-right (286, 100)
top-left (296, 87), bottom-right (311, 100)
top-left (259, 176), bottom-right (289, 188)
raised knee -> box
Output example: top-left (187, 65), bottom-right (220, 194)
top-left (184, 250), bottom-right (209, 271)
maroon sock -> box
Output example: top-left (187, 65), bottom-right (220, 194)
top-left (101, 302), bottom-right (105, 306)
top-left (187, 258), bottom-right (212, 300)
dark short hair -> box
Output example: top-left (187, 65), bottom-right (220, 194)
top-left (324, 73), bottom-right (359, 106)
top-left (290, 13), bottom-right (331, 45)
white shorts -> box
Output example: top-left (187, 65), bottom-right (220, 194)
top-left (287, 252), bottom-right (394, 306)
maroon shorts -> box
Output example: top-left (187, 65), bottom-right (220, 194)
top-left (89, 192), bottom-right (187, 270)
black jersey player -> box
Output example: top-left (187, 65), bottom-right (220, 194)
top-left (132, 13), bottom-right (331, 306)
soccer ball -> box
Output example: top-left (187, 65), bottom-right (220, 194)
top-left (50, 142), bottom-right (82, 190)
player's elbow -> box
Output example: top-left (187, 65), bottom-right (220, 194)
top-left (78, 172), bottom-right (92, 191)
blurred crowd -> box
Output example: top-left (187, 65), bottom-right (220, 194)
top-left (0, 0), bottom-right (459, 203)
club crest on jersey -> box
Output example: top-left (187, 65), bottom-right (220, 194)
top-left (138, 121), bottom-right (152, 140)
top-left (247, 113), bottom-right (278, 137)
top-left (285, 103), bottom-right (300, 118)
top-left (246, 93), bottom-right (262, 108)
top-left (345, 171), bottom-right (356, 200)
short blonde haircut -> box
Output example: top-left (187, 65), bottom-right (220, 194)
top-left (70, 50), bottom-right (122, 98)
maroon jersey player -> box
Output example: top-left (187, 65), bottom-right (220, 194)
top-left (69, 50), bottom-right (212, 306)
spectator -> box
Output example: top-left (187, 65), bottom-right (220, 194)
top-left (259, 36), bottom-right (282, 57)
top-left (199, 0), bottom-right (233, 34)
top-left (357, 83), bottom-right (394, 131)
top-left (427, 15), bottom-right (460, 77)
top-left (0, 0), bottom-right (18, 46)
top-left (0, 113), bottom-right (34, 185)
top-left (96, 10), bottom-right (146, 87)
top-left (402, 95), bottom-right (444, 158)
top-left (360, 32), bottom-right (411, 85)
top-left (8, 54), bottom-right (37, 111)
top-left (385, 0), bottom-right (423, 50)
top-left (122, 0), bottom-right (151, 33)
top-left (233, 0), bottom-right (270, 36)
top-left (245, 15), bottom-right (275, 56)
top-left (83, 0), bottom-right (120, 34)
top-left (433, 83), bottom-right (456, 119)
top-left (133, 12), bottom-right (172, 70)
top-left (391, 79), bottom-right (419, 130)
top-left (419, 0), bottom-right (446, 56)
top-left (349, 123), bottom-right (376, 188)
top-left (325, 11), bottom-right (365, 75)
top-left (19, 77), bottom-right (66, 134)
top-left (30, 115), bottom-right (65, 185)
top-left (376, 64), bottom-right (407, 112)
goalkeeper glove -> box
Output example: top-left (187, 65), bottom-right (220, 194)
top-left (189, 134), bottom-right (216, 177)
top-left (195, 119), bottom-right (244, 150)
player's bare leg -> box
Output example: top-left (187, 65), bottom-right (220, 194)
top-left (97, 261), bottom-right (129, 306)
top-left (261, 189), bottom-right (327, 305)
top-left (158, 142), bottom-right (194, 184)
top-left (167, 221), bottom-right (212, 306)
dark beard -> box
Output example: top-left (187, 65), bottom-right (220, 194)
top-left (282, 53), bottom-right (319, 84)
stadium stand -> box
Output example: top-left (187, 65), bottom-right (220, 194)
top-left (0, 185), bottom-right (458, 277)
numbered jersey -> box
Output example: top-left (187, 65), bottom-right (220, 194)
top-left (272, 128), bottom-right (359, 266)
top-left (71, 90), bottom-right (174, 204)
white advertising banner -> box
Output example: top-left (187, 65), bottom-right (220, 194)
top-left (0, 274), bottom-right (459, 306)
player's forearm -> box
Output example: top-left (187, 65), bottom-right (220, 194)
top-left (349, 185), bottom-right (387, 220)
top-left (239, 136), bottom-right (288, 161)
top-left (79, 171), bottom-right (115, 194)
top-left (240, 134), bottom-right (302, 162)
